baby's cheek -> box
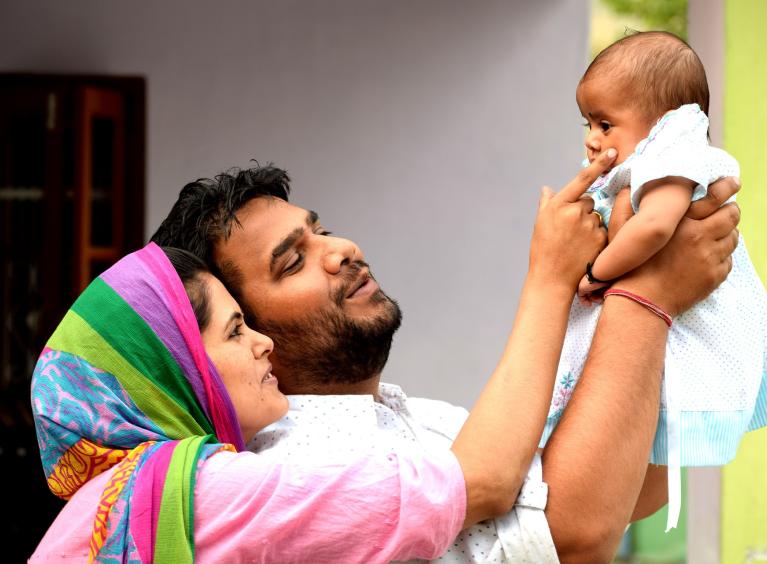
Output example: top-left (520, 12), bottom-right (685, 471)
top-left (611, 149), bottom-right (630, 166)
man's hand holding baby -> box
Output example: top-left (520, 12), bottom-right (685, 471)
top-left (610, 176), bottom-right (741, 317)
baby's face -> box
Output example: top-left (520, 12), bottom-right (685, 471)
top-left (576, 77), bottom-right (653, 170)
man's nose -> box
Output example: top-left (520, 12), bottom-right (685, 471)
top-left (322, 236), bottom-right (362, 275)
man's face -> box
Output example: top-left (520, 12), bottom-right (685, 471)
top-left (213, 197), bottom-right (401, 393)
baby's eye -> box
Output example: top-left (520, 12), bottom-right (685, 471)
top-left (581, 120), bottom-right (590, 130)
top-left (599, 121), bottom-right (612, 132)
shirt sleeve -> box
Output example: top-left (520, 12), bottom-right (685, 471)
top-left (629, 104), bottom-right (740, 211)
top-left (194, 447), bottom-right (467, 563)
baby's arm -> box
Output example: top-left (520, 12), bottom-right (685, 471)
top-left (578, 178), bottom-right (694, 303)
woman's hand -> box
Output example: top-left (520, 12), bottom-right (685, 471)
top-left (529, 149), bottom-right (615, 290)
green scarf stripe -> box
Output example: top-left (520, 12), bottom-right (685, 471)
top-left (47, 311), bottom-right (207, 439)
top-left (185, 441), bottom-right (209, 560)
top-left (154, 436), bottom-right (213, 564)
top-left (71, 278), bottom-right (214, 435)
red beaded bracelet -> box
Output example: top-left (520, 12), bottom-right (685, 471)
top-left (603, 288), bottom-right (673, 327)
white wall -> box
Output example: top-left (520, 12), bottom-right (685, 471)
top-left (0, 0), bottom-right (589, 407)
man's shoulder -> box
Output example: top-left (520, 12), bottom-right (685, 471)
top-left (394, 390), bottom-right (469, 442)
top-left (379, 382), bottom-right (468, 416)
top-left (406, 396), bottom-right (469, 418)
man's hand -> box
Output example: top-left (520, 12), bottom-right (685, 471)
top-left (529, 149), bottom-right (615, 289)
top-left (610, 177), bottom-right (741, 316)
top-left (686, 176), bottom-right (741, 219)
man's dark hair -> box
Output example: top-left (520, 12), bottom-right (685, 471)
top-left (151, 165), bottom-right (291, 266)
top-left (161, 246), bottom-right (212, 331)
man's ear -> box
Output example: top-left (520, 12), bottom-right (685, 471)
top-left (608, 187), bottom-right (633, 243)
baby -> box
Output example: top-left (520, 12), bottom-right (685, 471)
top-left (542, 31), bottom-right (767, 530)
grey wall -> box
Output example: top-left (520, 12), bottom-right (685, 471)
top-left (686, 2), bottom-right (725, 560)
top-left (689, 0), bottom-right (724, 146)
top-left (1, 0), bottom-right (589, 407)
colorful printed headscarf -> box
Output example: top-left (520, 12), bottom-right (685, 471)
top-left (31, 242), bottom-right (246, 563)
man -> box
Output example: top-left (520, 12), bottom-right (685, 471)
top-left (152, 153), bottom-right (740, 562)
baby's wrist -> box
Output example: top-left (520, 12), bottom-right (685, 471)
top-left (585, 261), bottom-right (613, 285)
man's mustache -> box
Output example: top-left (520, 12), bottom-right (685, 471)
top-left (333, 260), bottom-right (371, 306)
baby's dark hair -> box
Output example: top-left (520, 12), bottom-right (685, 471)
top-left (581, 31), bottom-right (709, 123)
top-left (162, 246), bottom-right (212, 332)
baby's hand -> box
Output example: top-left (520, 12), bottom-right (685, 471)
top-left (577, 275), bottom-right (610, 306)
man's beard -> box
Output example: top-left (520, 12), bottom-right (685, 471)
top-left (251, 265), bottom-right (402, 390)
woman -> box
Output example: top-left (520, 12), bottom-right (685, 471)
top-left (31, 166), bottom-right (607, 562)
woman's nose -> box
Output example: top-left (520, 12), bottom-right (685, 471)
top-left (322, 236), bottom-right (362, 275)
top-left (250, 329), bottom-right (274, 359)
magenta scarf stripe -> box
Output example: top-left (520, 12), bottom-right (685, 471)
top-left (129, 441), bottom-right (176, 563)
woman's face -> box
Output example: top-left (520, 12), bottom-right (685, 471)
top-left (200, 273), bottom-right (289, 442)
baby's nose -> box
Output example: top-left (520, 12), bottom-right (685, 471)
top-left (585, 132), bottom-right (601, 152)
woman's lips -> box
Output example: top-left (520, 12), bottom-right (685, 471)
top-left (263, 373), bottom-right (278, 385)
top-left (261, 364), bottom-right (277, 384)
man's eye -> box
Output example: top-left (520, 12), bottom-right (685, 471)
top-left (315, 227), bottom-right (332, 236)
top-left (599, 121), bottom-right (612, 132)
top-left (284, 253), bottom-right (303, 273)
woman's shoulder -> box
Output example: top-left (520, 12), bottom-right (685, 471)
top-left (30, 466), bottom-right (117, 562)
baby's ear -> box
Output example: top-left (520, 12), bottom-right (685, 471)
top-left (608, 187), bottom-right (634, 242)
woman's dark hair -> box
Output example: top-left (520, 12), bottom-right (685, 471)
top-left (162, 246), bottom-right (212, 331)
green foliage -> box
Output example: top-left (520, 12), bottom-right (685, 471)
top-left (601, 0), bottom-right (688, 39)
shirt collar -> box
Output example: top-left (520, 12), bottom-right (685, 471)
top-left (284, 382), bottom-right (409, 412)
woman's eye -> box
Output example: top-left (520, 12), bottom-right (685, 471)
top-left (229, 323), bottom-right (244, 339)
top-left (599, 121), bottom-right (612, 132)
